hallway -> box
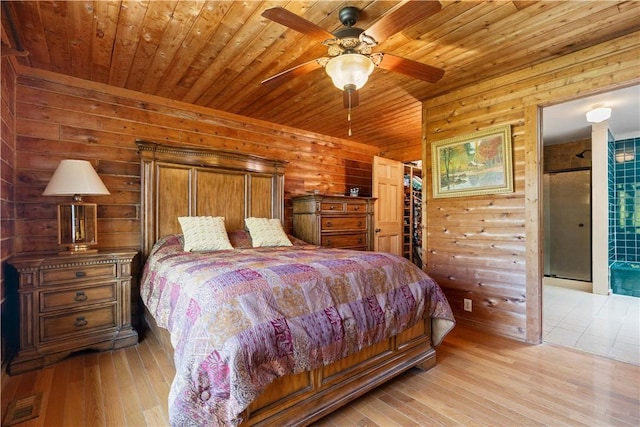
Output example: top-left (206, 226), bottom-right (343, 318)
top-left (543, 284), bottom-right (640, 365)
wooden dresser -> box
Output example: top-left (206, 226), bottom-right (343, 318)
top-left (292, 195), bottom-right (376, 251)
top-left (7, 250), bottom-right (139, 374)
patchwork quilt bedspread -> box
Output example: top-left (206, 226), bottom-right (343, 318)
top-left (141, 235), bottom-right (455, 426)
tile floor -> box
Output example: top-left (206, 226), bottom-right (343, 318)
top-left (543, 281), bottom-right (640, 365)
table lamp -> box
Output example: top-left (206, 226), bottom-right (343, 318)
top-left (43, 160), bottom-right (110, 254)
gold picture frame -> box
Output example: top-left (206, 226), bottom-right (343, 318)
top-left (431, 124), bottom-right (513, 199)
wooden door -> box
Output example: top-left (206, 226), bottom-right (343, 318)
top-left (372, 156), bottom-right (403, 255)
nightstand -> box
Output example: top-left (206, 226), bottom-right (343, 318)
top-left (7, 250), bottom-right (139, 374)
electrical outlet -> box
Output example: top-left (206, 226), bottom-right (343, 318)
top-left (463, 298), bottom-right (472, 312)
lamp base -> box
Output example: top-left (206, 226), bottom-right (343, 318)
top-left (58, 245), bottom-right (98, 256)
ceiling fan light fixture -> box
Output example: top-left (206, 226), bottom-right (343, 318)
top-left (325, 53), bottom-right (374, 91)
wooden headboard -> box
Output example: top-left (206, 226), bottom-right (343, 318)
top-left (137, 140), bottom-right (287, 258)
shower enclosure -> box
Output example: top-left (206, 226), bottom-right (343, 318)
top-left (543, 169), bottom-right (592, 281)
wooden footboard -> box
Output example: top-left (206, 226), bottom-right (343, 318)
top-left (143, 307), bottom-right (435, 426)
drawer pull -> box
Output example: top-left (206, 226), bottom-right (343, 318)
top-left (358, 238), bottom-right (363, 244)
top-left (326, 239), bottom-right (332, 246)
top-left (74, 317), bottom-right (88, 327)
top-left (326, 221), bottom-right (332, 228)
top-left (329, 205), bottom-right (335, 210)
top-left (75, 271), bottom-right (86, 278)
top-left (354, 206), bottom-right (360, 211)
top-left (358, 221), bottom-right (362, 227)
top-left (74, 291), bottom-right (88, 302)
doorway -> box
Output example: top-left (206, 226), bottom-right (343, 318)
top-left (539, 86), bottom-right (640, 365)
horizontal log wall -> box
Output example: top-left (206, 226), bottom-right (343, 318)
top-left (12, 66), bottom-right (379, 256)
top-left (1, 58), bottom-right (17, 366)
top-left (418, 32), bottom-right (640, 340)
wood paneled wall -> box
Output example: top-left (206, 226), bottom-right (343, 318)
top-left (419, 32), bottom-right (640, 340)
top-left (1, 57), bottom-right (17, 365)
top-left (10, 66), bottom-right (378, 256)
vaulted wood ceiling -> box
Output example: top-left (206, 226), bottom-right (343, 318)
top-left (2, 1), bottom-right (639, 149)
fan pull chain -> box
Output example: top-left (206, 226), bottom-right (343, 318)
top-left (348, 90), bottom-right (352, 137)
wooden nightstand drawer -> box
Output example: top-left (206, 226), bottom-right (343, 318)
top-left (41, 264), bottom-right (117, 285)
top-left (321, 216), bottom-right (366, 230)
top-left (40, 282), bottom-right (117, 312)
top-left (40, 305), bottom-right (117, 342)
top-left (322, 233), bottom-right (367, 248)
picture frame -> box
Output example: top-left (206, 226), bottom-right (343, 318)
top-left (431, 124), bottom-right (513, 199)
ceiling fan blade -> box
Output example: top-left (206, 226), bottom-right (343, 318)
top-left (362, 1), bottom-right (442, 44)
top-left (343, 90), bottom-right (360, 108)
top-left (378, 53), bottom-right (444, 83)
top-left (262, 7), bottom-right (335, 41)
top-left (261, 59), bottom-right (326, 89)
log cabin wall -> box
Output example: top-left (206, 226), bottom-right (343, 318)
top-left (10, 66), bottom-right (379, 257)
top-left (1, 65), bottom-right (379, 353)
top-left (419, 32), bottom-right (640, 340)
top-left (1, 57), bottom-right (17, 366)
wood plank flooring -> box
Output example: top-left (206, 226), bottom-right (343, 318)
top-left (2, 324), bottom-right (638, 426)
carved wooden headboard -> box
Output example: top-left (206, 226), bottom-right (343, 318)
top-left (137, 140), bottom-right (286, 258)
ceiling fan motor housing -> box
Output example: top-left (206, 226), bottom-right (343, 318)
top-left (339, 7), bottom-right (360, 27)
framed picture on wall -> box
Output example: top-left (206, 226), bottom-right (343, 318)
top-left (431, 124), bottom-right (513, 199)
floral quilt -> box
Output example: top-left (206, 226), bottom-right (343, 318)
top-left (141, 235), bottom-right (455, 426)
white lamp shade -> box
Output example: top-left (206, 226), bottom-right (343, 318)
top-left (43, 160), bottom-right (110, 196)
top-left (585, 107), bottom-right (612, 123)
top-left (325, 54), bottom-right (375, 91)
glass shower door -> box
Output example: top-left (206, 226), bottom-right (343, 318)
top-left (544, 169), bottom-right (592, 281)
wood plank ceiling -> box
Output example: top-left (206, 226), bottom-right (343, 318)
top-left (2, 1), bottom-right (639, 149)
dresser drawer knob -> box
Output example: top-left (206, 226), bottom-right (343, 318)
top-left (329, 205), bottom-right (335, 210)
top-left (326, 239), bottom-right (332, 246)
top-left (358, 238), bottom-right (363, 244)
top-left (74, 317), bottom-right (88, 327)
top-left (75, 271), bottom-right (86, 278)
top-left (326, 221), bottom-right (332, 227)
top-left (358, 221), bottom-right (362, 227)
top-left (354, 206), bottom-right (360, 211)
top-left (74, 291), bottom-right (88, 302)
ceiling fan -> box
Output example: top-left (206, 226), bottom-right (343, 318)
top-left (261, 1), bottom-right (445, 110)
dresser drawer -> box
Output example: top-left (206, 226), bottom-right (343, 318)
top-left (322, 233), bottom-right (367, 249)
top-left (40, 282), bottom-right (117, 313)
top-left (41, 263), bottom-right (117, 285)
top-left (346, 202), bottom-right (367, 213)
top-left (40, 305), bottom-right (117, 342)
top-left (321, 216), bottom-right (366, 231)
top-left (320, 201), bottom-right (345, 213)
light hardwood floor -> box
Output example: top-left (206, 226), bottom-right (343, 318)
top-left (2, 324), bottom-right (639, 427)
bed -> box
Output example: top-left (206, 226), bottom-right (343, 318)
top-left (136, 141), bottom-right (455, 426)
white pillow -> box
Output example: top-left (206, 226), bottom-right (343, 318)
top-left (178, 216), bottom-right (233, 251)
top-left (244, 217), bottom-right (292, 247)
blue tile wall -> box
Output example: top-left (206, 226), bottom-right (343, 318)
top-left (608, 135), bottom-right (616, 263)
top-left (610, 136), bottom-right (640, 263)
top-left (609, 135), bottom-right (640, 297)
